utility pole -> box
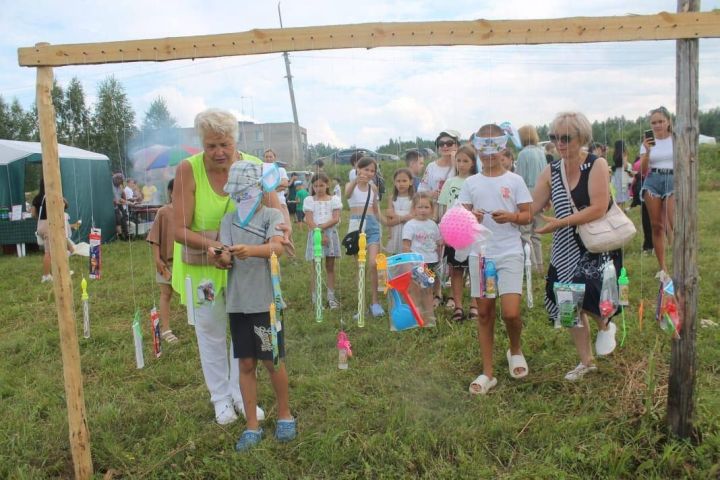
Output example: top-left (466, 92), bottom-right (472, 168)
top-left (278, 2), bottom-right (304, 166)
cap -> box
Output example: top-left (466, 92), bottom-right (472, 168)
top-left (224, 161), bottom-right (262, 196)
top-left (435, 129), bottom-right (461, 146)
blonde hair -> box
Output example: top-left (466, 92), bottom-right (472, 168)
top-left (518, 125), bottom-right (540, 146)
top-left (411, 191), bottom-right (434, 209)
top-left (194, 108), bottom-right (239, 142)
top-left (550, 111), bottom-right (593, 147)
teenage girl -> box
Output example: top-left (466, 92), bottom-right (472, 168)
top-left (345, 157), bottom-right (385, 317)
top-left (438, 144), bottom-right (479, 321)
top-left (304, 172), bottom-right (342, 308)
top-left (384, 168), bottom-right (414, 254)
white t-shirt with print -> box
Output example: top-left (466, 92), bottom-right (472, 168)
top-left (303, 195), bottom-right (342, 225)
top-left (417, 161), bottom-right (454, 193)
top-left (457, 171), bottom-right (532, 258)
top-left (402, 218), bottom-right (441, 263)
top-left (639, 136), bottom-right (673, 170)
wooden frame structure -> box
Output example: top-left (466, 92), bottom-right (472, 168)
top-left (19, 5), bottom-right (711, 479)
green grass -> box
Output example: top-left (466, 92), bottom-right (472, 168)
top-left (1, 191), bottom-right (719, 479)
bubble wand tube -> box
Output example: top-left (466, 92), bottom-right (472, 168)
top-left (313, 227), bottom-right (324, 322)
top-left (80, 277), bottom-right (90, 338)
top-left (270, 252), bottom-right (284, 312)
top-left (523, 243), bottom-right (533, 308)
top-left (357, 233), bottom-right (367, 328)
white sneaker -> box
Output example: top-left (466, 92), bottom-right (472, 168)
top-left (214, 400), bottom-right (238, 425)
top-left (41, 274), bottom-right (53, 283)
top-left (234, 400), bottom-right (265, 421)
top-left (564, 362), bottom-right (598, 382)
top-left (595, 322), bottom-right (617, 356)
top-left (328, 292), bottom-right (340, 309)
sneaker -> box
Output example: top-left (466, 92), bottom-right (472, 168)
top-left (214, 400), bottom-right (238, 425)
top-left (564, 362), bottom-right (598, 382)
top-left (235, 429), bottom-right (263, 452)
top-left (328, 291), bottom-right (340, 309)
top-left (41, 274), bottom-right (53, 283)
top-left (595, 322), bottom-right (617, 356)
top-left (275, 418), bottom-right (297, 442)
top-left (370, 303), bottom-right (385, 317)
top-left (234, 400), bottom-right (265, 421)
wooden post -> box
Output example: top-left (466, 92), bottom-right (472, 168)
top-left (667, 0), bottom-right (700, 440)
top-left (35, 46), bottom-right (94, 478)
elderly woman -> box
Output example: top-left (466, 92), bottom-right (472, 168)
top-left (532, 111), bottom-right (622, 382)
top-left (640, 106), bottom-right (674, 274)
top-left (172, 108), bottom-right (285, 425)
top-left (516, 125), bottom-right (548, 272)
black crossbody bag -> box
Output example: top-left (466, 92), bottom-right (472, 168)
top-left (341, 187), bottom-right (372, 255)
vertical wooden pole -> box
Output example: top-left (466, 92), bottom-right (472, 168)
top-left (667, 0), bottom-right (700, 440)
top-left (36, 46), bottom-right (94, 478)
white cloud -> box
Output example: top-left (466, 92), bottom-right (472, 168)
top-left (1, 0), bottom-right (719, 150)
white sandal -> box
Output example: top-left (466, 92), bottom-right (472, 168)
top-left (468, 374), bottom-right (497, 395)
top-left (506, 349), bottom-right (529, 379)
top-left (161, 330), bottom-right (179, 343)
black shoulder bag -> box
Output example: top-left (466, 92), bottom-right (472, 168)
top-left (341, 187), bottom-right (372, 255)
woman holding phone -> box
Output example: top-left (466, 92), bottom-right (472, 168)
top-left (640, 106), bottom-right (674, 274)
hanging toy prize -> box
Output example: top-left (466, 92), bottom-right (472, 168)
top-left (80, 277), bottom-right (90, 338)
top-left (150, 307), bottom-right (162, 358)
top-left (313, 227), bottom-right (323, 322)
top-left (523, 243), bottom-right (534, 308)
top-left (270, 252), bottom-right (285, 311)
top-left (269, 302), bottom-right (280, 366)
top-left (89, 227), bottom-right (101, 279)
top-left (356, 232), bottom-right (367, 328)
top-left (337, 331), bottom-right (352, 370)
top-left (132, 310), bottom-right (144, 369)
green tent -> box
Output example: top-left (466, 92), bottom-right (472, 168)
top-left (0, 140), bottom-right (115, 242)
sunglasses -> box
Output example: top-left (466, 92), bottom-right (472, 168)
top-left (437, 140), bottom-right (457, 147)
top-left (549, 134), bottom-right (573, 144)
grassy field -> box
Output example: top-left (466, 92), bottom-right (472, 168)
top-left (1, 188), bottom-right (719, 478)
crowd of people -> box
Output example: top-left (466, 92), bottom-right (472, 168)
top-left (33, 106), bottom-right (674, 453)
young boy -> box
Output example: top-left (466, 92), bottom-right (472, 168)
top-left (295, 183), bottom-right (309, 224)
top-left (215, 161), bottom-right (295, 452)
top-left (146, 179), bottom-right (178, 343)
top-left (405, 149), bottom-right (425, 191)
top-left (458, 123), bottom-right (533, 395)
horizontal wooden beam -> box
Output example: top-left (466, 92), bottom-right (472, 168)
top-left (18, 11), bottom-right (720, 67)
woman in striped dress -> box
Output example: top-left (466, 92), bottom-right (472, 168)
top-left (532, 111), bottom-right (622, 382)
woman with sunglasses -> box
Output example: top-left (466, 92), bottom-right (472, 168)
top-left (640, 106), bottom-right (674, 274)
top-left (531, 111), bottom-right (622, 382)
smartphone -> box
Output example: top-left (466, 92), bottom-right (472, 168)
top-left (644, 129), bottom-right (655, 146)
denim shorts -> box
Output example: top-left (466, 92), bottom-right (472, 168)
top-left (641, 171), bottom-right (674, 200)
top-left (348, 214), bottom-right (381, 245)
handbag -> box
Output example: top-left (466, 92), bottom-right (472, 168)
top-left (181, 199), bottom-right (231, 265)
top-left (559, 159), bottom-right (636, 253)
top-left (341, 187), bottom-right (372, 255)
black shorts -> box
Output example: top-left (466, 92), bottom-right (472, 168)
top-left (444, 245), bottom-right (468, 268)
top-left (229, 311), bottom-right (285, 360)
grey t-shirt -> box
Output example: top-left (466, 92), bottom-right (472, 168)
top-left (220, 206), bottom-right (283, 314)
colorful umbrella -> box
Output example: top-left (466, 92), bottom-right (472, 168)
top-left (145, 145), bottom-right (200, 170)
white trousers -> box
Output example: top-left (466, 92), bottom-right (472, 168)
top-left (191, 293), bottom-right (242, 405)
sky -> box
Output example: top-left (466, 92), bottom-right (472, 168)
top-left (1, 0), bottom-right (719, 152)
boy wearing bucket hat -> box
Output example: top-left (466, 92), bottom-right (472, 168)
top-left (215, 160), bottom-right (296, 452)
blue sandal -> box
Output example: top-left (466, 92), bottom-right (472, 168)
top-left (275, 418), bottom-right (297, 442)
top-left (235, 429), bottom-right (263, 452)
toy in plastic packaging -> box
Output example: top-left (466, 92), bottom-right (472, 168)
top-left (412, 264), bottom-right (435, 288)
top-left (656, 272), bottom-right (681, 338)
top-left (598, 260), bottom-right (619, 319)
top-left (468, 254), bottom-right (485, 298)
top-left (484, 259), bottom-right (497, 298)
top-left (132, 310), bottom-right (144, 369)
top-left (553, 282), bottom-right (586, 328)
top-left (89, 228), bottom-right (101, 279)
top-left (386, 253), bottom-right (433, 329)
top-left (150, 307), bottom-right (162, 358)
top-left (618, 267), bottom-right (630, 306)
top-left (337, 331), bottom-right (352, 369)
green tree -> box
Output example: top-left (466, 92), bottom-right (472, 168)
top-left (92, 76), bottom-right (137, 172)
top-left (0, 95), bottom-right (11, 139)
top-left (64, 77), bottom-right (92, 148)
top-left (8, 99), bottom-right (34, 140)
top-left (142, 97), bottom-right (177, 131)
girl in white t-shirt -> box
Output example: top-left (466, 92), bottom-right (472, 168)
top-left (418, 130), bottom-right (460, 207)
top-left (304, 172), bottom-right (343, 308)
top-left (458, 123), bottom-right (533, 396)
top-left (402, 192), bottom-right (443, 320)
top-left (384, 168), bottom-right (414, 254)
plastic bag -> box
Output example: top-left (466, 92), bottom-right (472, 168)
top-left (598, 259), bottom-right (619, 319)
top-left (553, 282), bottom-right (586, 328)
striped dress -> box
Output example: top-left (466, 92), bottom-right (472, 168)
top-left (544, 155), bottom-right (623, 322)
